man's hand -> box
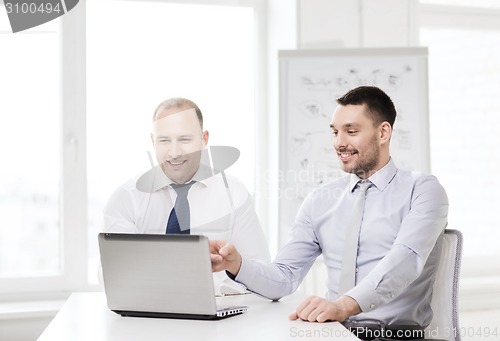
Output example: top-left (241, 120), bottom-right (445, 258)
top-left (209, 240), bottom-right (242, 276)
top-left (288, 295), bottom-right (361, 323)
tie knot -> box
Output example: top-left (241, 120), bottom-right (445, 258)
top-left (171, 181), bottom-right (194, 197)
top-left (356, 180), bottom-right (372, 193)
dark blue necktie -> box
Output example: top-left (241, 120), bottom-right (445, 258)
top-left (166, 182), bottom-right (194, 234)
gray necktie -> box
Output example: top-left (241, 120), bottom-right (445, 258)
top-left (166, 182), bottom-right (194, 234)
top-left (338, 180), bottom-right (372, 295)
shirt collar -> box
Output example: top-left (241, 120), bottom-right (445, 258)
top-left (348, 158), bottom-right (397, 192)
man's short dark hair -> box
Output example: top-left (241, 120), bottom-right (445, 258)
top-left (336, 86), bottom-right (397, 128)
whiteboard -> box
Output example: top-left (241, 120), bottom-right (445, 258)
top-left (278, 47), bottom-right (429, 246)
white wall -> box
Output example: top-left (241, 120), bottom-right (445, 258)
top-left (260, 0), bottom-right (298, 257)
top-left (298, 0), bottom-right (418, 48)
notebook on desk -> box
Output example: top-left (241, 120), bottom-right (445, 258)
top-left (98, 233), bottom-right (247, 320)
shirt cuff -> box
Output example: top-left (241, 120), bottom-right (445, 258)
top-left (225, 270), bottom-right (236, 281)
top-left (345, 280), bottom-right (385, 312)
top-left (233, 257), bottom-right (259, 288)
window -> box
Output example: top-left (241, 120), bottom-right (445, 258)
top-left (420, 3), bottom-right (500, 273)
top-left (0, 13), bottom-right (61, 279)
top-left (86, 0), bottom-right (257, 284)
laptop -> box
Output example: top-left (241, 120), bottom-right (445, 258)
top-left (98, 233), bottom-right (248, 320)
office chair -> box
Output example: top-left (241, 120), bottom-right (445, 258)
top-left (426, 229), bottom-right (463, 341)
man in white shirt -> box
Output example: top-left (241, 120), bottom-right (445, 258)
top-left (103, 97), bottom-right (270, 295)
top-left (210, 86), bottom-right (448, 340)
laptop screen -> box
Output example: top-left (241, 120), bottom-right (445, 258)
top-left (98, 233), bottom-right (218, 316)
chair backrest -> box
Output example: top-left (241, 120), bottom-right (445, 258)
top-left (426, 229), bottom-right (463, 341)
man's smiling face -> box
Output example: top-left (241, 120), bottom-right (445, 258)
top-left (330, 104), bottom-right (385, 179)
top-left (152, 106), bottom-right (208, 184)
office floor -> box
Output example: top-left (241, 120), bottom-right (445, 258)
top-left (460, 309), bottom-right (500, 340)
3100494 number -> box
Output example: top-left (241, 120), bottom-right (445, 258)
top-left (5, 2), bottom-right (62, 14)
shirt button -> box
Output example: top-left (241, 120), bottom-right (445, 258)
top-left (355, 268), bottom-right (359, 273)
top-left (370, 304), bottom-right (375, 309)
top-left (389, 293), bottom-right (394, 299)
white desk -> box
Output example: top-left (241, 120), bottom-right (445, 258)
top-left (37, 292), bottom-right (361, 341)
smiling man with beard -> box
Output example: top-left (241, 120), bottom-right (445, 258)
top-left (210, 86), bottom-right (449, 340)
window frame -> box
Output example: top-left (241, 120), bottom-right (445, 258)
top-left (0, 0), bottom-right (88, 298)
top-left (419, 3), bottom-right (500, 285)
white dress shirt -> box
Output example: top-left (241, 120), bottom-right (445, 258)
top-left (103, 166), bottom-right (270, 295)
top-left (234, 159), bottom-right (449, 327)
